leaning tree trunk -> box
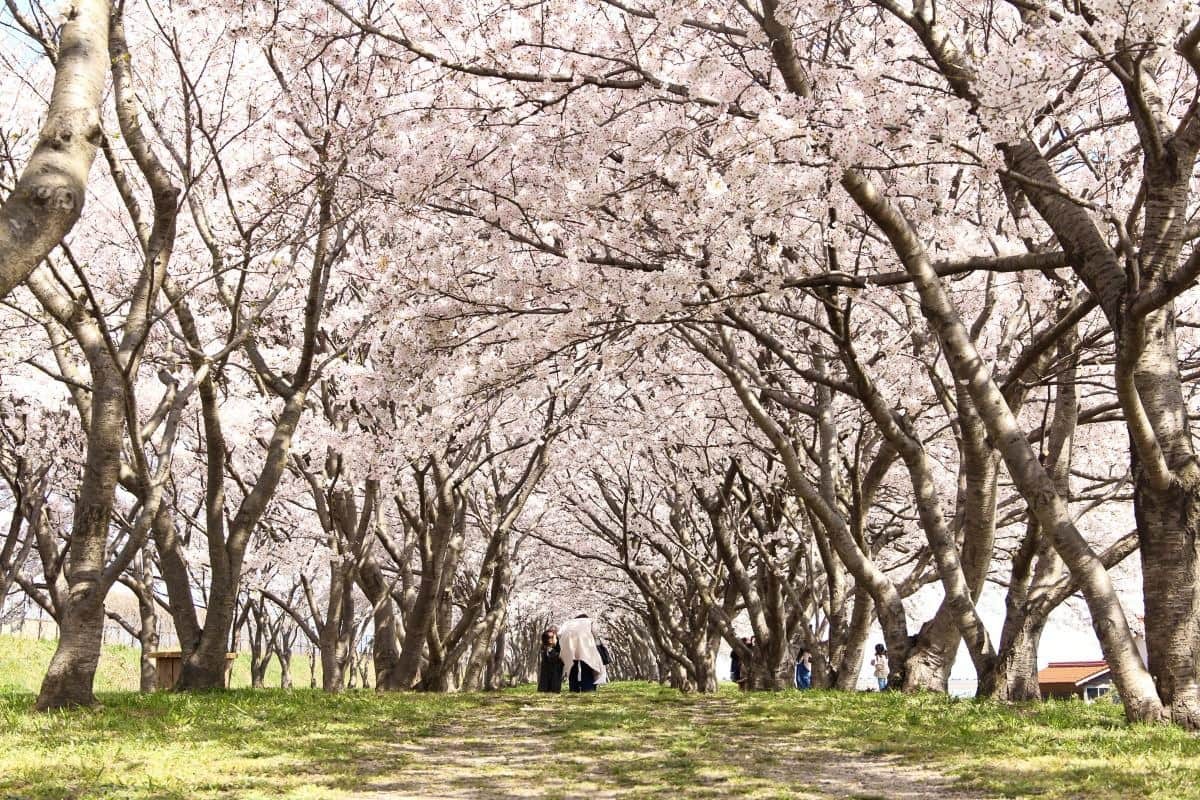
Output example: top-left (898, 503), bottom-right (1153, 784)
top-left (0, 0), bottom-right (111, 301)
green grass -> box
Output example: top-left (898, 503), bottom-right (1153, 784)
top-left (0, 634), bottom-right (321, 693)
top-left (3, 641), bottom-right (1199, 799)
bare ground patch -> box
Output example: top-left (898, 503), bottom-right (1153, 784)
top-left (344, 693), bottom-right (994, 799)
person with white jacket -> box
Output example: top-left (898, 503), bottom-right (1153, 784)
top-left (557, 614), bottom-right (608, 692)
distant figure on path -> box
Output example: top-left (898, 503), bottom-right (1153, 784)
top-left (795, 649), bottom-right (812, 690)
top-left (730, 646), bottom-right (742, 685)
top-left (736, 636), bottom-right (754, 690)
top-left (558, 614), bottom-right (607, 692)
top-left (871, 643), bottom-right (889, 691)
top-left (537, 627), bottom-right (563, 693)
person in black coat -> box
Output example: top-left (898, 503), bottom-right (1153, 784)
top-left (537, 627), bottom-right (564, 692)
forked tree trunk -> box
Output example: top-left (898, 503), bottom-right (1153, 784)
top-left (356, 557), bottom-right (403, 690)
top-left (981, 612), bottom-right (1044, 701)
top-left (177, 588), bottom-right (238, 690)
top-left (250, 648), bottom-right (270, 689)
top-left (904, 614), bottom-right (958, 693)
top-left (278, 648), bottom-right (293, 689)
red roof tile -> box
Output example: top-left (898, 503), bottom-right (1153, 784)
top-left (1037, 661), bottom-right (1110, 686)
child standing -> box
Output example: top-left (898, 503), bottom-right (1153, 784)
top-left (537, 627), bottom-right (563, 692)
top-left (870, 643), bottom-right (889, 691)
top-left (794, 649), bottom-right (812, 690)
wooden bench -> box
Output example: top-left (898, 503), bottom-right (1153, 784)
top-left (148, 651), bottom-right (238, 690)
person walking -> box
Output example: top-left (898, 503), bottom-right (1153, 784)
top-left (537, 627), bottom-right (563, 693)
top-left (558, 614), bottom-right (607, 692)
top-left (871, 643), bottom-right (889, 691)
top-left (794, 649), bottom-right (812, 690)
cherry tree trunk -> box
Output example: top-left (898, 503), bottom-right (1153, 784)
top-left (250, 650), bottom-right (270, 689)
top-left (35, 362), bottom-right (126, 710)
top-left (278, 649), bottom-right (293, 689)
top-left (370, 599), bottom-right (403, 691)
top-left (319, 569), bottom-right (355, 693)
top-left (1136, 476), bottom-right (1200, 728)
top-left (396, 589), bottom-right (438, 689)
top-left (35, 592), bottom-right (104, 710)
top-left (0, 0), bottom-right (110, 300)
top-left (484, 626), bottom-right (506, 690)
top-left (357, 559), bottom-right (403, 690)
top-left (136, 583), bottom-right (158, 693)
top-left (835, 589), bottom-right (873, 691)
top-left (904, 613), bottom-right (958, 693)
top-left (177, 594), bottom-right (237, 690)
top-left (979, 614), bottom-right (1044, 701)
top-left (692, 649), bottom-right (719, 693)
top-left (743, 638), bottom-right (794, 691)
top-left (1132, 308), bottom-right (1200, 729)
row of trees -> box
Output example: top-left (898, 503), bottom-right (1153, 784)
top-left (2, 0), bottom-right (1199, 728)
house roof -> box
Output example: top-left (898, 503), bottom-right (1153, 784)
top-left (1037, 660), bottom-right (1111, 686)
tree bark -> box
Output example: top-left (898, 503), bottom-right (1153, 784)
top-left (0, 0), bottom-right (110, 300)
top-left (34, 592), bottom-right (104, 709)
top-left (359, 559), bottom-right (403, 690)
top-left (35, 360), bottom-right (125, 710)
top-left (1130, 306), bottom-right (1200, 728)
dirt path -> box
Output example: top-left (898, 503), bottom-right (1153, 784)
top-left (345, 694), bottom-right (993, 799)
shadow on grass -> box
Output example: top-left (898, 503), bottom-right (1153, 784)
top-left (0, 688), bottom-right (493, 799)
top-left (3, 683), bottom-right (1198, 800)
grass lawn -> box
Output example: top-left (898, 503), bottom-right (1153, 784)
top-left (2, 642), bottom-right (1199, 799)
top-left (0, 635), bottom-right (321, 693)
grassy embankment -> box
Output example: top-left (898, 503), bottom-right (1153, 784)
top-left (0, 634), bottom-right (319, 693)
top-left (2, 635), bottom-right (1199, 799)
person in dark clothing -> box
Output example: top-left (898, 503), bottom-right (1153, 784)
top-left (732, 636), bottom-right (753, 690)
top-left (568, 659), bottom-right (598, 692)
top-left (537, 627), bottom-right (563, 692)
top-left (795, 649), bottom-right (812, 689)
